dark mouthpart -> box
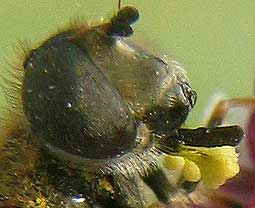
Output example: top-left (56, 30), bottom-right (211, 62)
top-left (178, 125), bottom-right (244, 147)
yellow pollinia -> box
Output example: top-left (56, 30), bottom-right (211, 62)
top-left (164, 145), bottom-right (239, 189)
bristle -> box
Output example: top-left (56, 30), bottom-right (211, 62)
top-left (0, 59), bottom-right (24, 146)
top-left (16, 39), bottom-right (33, 62)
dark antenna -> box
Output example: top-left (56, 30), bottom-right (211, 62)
top-left (110, 0), bottom-right (139, 37)
top-left (118, 0), bottom-right (121, 10)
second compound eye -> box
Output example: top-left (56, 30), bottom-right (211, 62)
top-left (143, 82), bottom-right (197, 136)
top-left (143, 105), bottom-right (189, 135)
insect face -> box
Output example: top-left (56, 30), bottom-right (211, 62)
top-left (22, 5), bottom-right (197, 166)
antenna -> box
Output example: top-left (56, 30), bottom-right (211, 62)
top-left (118, 0), bottom-right (121, 10)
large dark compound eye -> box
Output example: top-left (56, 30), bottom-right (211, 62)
top-left (22, 31), bottom-right (137, 160)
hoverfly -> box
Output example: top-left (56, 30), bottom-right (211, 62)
top-left (0, 1), bottom-right (244, 207)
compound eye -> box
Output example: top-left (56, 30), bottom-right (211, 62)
top-left (143, 104), bottom-right (189, 136)
top-left (142, 82), bottom-right (197, 136)
top-left (22, 32), bottom-right (137, 161)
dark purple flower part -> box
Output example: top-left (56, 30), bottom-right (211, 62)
top-left (247, 112), bottom-right (255, 166)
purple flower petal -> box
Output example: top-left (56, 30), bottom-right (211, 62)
top-left (247, 112), bottom-right (255, 166)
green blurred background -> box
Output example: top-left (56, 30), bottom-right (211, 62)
top-left (0, 0), bottom-right (254, 126)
